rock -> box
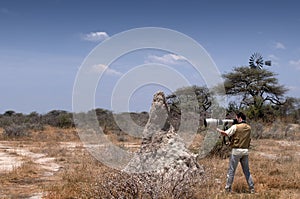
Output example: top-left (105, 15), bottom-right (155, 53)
top-left (123, 91), bottom-right (205, 198)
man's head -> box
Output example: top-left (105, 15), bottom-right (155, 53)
top-left (236, 112), bottom-right (246, 123)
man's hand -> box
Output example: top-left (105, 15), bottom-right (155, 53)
top-left (217, 128), bottom-right (227, 136)
top-left (216, 128), bottom-right (222, 132)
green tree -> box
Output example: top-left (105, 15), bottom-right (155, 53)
top-left (167, 85), bottom-right (213, 114)
top-left (223, 66), bottom-right (287, 119)
top-left (166, 85), bottom-right (215, 130)
top-left (42, 110), bottom-right (74, 128)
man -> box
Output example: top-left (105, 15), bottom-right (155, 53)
top-left (216, 112), bottom-right (255, 193)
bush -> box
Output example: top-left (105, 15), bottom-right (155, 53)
top-left (3, 124), bottom-right (29, 137)
top-left (250, 122), bottom-right (264, 139)
top-left (42, 110), bottom-right (74, 128)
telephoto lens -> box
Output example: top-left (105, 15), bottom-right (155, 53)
top-left (204, 118), bottom-right (234, 127)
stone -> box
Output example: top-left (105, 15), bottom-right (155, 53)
top-left (123, 91), bottom-right (205, 197)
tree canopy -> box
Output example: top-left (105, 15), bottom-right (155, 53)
top-left (223, 66), bottom-right (287, 109)
top-left (166, 85), bottom-right (213, 114)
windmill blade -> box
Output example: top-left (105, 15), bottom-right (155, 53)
top-left (249, 52), bottom-right (264, 69)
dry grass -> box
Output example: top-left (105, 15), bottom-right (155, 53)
top-left (0, 127), bottom-right (299, 198)
top-left (0, 160), bottom-right (42, 198)
top-left (196, 139), bottom-right (300, 199)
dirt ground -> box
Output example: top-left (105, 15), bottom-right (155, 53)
top-left (0, 127), bottom-right (299, 198)
top-left (0, 140), bottom-right (81, 198)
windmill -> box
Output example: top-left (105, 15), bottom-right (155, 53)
top-left (249, 52), bottom-right (271, 69)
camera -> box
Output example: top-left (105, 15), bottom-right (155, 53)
top-left (204, 118), bottom-right (237, 127)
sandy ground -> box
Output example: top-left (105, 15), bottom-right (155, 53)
top-left (0, 141), bottom-right (62, 174)
top-left (0, 141), bottom-right (83, 198)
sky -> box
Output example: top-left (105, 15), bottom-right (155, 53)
top-left (1, 0), bottom-right (300, 114)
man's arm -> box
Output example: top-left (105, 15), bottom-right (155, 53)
top-left (217, 125), bottom-right (236, 137)
top-left (217, 128), bottom-right (228, 136)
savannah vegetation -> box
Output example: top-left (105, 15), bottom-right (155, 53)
top-left (0, 66), bottom-right (299, 198)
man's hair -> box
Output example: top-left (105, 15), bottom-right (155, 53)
top-left (236, 112), bottom-right (246, 121)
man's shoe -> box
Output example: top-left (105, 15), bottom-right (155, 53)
top-left (250, 188), bottom-right (255, 194)
top-left (225, 187), bottom-right (231, 193)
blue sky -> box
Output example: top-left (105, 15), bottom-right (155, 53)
top-left (1, 0), bottom-right (300, 113)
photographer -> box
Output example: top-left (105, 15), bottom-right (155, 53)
top-left (216, 112), bottom-right (255, 193)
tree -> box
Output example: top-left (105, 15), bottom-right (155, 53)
top-left (167, 85), bottom-right (213, 114)
top-left (42, 110), bottom-right (74, 128)
top-left (166, 85), bottom-right (215, 130)
top-left (223, 66), bottom-right (288, 119)
top-left (279, 97), bottom-right (300, 123)
top-left (3, 110), bottom-right (15, 116)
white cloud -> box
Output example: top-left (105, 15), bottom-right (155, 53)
top-left (289, 59), bottom-right (300, 70)
top-left (82, 32), bottom-right (110, 42)
top-left (268, 54), bottom-right (279, 60)
top-left (274, 42), bottom-right (286, 50)
top-left (146, 54), bottom-right (187, 65)
top-left (91, 64), bottom-right (122, 76)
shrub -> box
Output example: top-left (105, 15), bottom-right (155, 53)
top-left (42, 110), bottom-right (74, 128)
top-left (3, 124), bottom-right (29, 137)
